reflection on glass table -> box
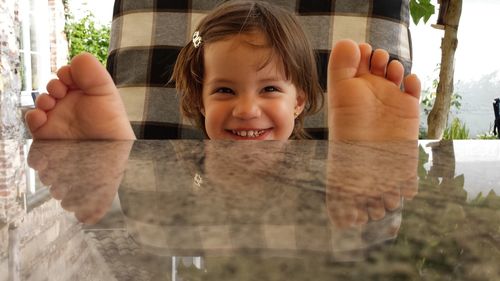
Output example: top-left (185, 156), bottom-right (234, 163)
top-left (1, 139), bottom-right (500, 280)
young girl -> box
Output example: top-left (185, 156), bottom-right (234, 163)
top-left (25, 0), bottom-right (420, 141)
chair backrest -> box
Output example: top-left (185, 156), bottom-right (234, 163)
top-left (107, 0), bottom-right (412, 139)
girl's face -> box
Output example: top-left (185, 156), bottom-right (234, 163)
top-left (201, 31), bottom-right (305, 140)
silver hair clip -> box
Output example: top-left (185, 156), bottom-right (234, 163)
top-left (192, 31), bottom-right (202, 48)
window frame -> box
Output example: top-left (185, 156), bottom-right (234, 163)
top-left (19, 0), bottom-right (52, 104)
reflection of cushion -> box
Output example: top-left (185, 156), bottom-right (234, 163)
top-left (107, 0), bottom-right (412, 139)
top-left (118, 141), bottom-right (402, 259)
top-left (119, 188), bottom-right (402, 260)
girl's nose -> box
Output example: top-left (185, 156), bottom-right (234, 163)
top-left (232, 96), bottom-right (261, 119)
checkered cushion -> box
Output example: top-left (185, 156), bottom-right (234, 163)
top-left (107, 0), bottom-right (413, 139)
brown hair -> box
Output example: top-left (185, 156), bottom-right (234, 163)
top-left (171, 0), bottom-right (323, 139)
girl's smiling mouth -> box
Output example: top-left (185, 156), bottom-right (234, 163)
top-left (226, 128), bottom-right (271, 139)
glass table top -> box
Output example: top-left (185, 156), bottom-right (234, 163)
top-left (1, 139), bottom-right (499, 280)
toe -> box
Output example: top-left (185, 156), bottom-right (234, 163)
top-left (35, 93), bottom-right (56, 111)
top-left (328, 39), bottom-right (361, 83)
top-left (70, 52), bottom-right (116, 96)
top-left (386, 60), bottom-right (404, 86)
top-left (383, 190), bottom-right (402, 211)
top-left (401, 177), bottom-right (418, 200)
top-left (357, 43), bottom-right (372, 76)
top-left (370, 49), bottom-right (390, 77)
top-left (56, 65), bottom-right (76, 89)
top-left (367, 198), bottom-right (386, 221)
top-left (403, 74), bottom-right (421, 99)
top-left (27, 150), bottom-right (48, 171)
top-left (25, 109), bottom-right (48, 135)
top-left (50, 184), bottom-right (70, 200)
top-left (354, 203), bottom-right (369, 225)
top-left (47, 79), bottom-right (69, 99)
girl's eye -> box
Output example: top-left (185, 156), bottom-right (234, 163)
top-left (215, 87), bottom-right (234, 94)
top-left (263, 86), bottom-right (279, 93)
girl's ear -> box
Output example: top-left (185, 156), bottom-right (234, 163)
top-left (200, 106), bottom-right (206, 117)
top-left (295, 90), bottom-right (306, 115)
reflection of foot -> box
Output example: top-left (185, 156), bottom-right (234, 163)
top-left (328, 39), bottom-right (421, 140)
top-left (326, 141), bottom-right (418, 228)
top-left (28, 140), bottom-right (133, 224)
top-left (25, 53), bottom-right (135, 140)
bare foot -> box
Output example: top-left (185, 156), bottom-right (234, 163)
top-left (25, 53), bottom-right (135, 140)
top-left (328, 39), bottom-right (421, 141)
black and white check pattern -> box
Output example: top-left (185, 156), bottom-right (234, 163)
top-left (107, 0), bottom-right (413, 139)
top-left (119, 179), bottom-right (402, 258)
top-left (116, 140), bottom-right (404, 258)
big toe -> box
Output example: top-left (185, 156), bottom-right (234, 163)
top-left (70, 53), bottom-right (115, 96)
top-left (328, 39), bottom-right (361, 83)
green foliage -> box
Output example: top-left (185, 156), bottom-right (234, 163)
top-left (421, 91), bottom-right (462, 116)
top-left (396, 143), bottom-right (500, 279)
top-left (409, 0), bottom-right (436, 25)
top-left (419, 65), bottom-right (463, 139)
top-left (419, 127), bottom-right (428, 139)
top-left (469, 190), bottom-right (500, 206)
top-left (421, 91), bottom-right (435, 115)
top-left (442, 117), bottom-right (469, 140)
top-left (474, 124), bottom-right (497, 139)
top-left (420, 65), bottom-right (462, 116)
top-left (476, 131), bottom-right (498, 140)
top-left (64, 13), bottom-right (110, 65)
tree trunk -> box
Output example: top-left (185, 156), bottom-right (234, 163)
top-left (426, 0), bottom-right (463, 139)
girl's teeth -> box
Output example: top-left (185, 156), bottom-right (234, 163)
top-left (231, 130), bottom-right (264, 137)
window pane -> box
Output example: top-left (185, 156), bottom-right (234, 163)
top-left (29, 12), bottom-right (38, 51)
top-left (31, 54), bottom-right (39, 90)
top-left (29, 0), bottom-right (36, 12)
top-left (19, 23), bottom-right (24, 49)
top-left (19, 54), bottom-right (27, 91)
